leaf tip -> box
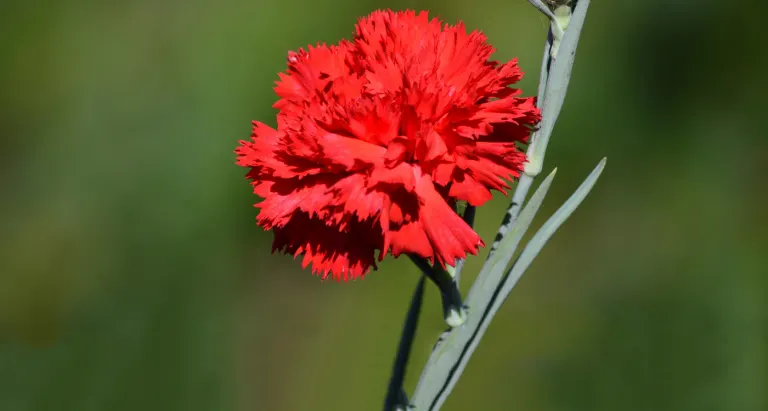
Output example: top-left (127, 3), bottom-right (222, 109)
top-left (595, 157), bottom-right (607, 173)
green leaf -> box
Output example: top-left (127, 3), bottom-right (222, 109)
top-left (498, 157), bottom-right (606, 301)
top-left (414, 158), bottom-right (606, 411)
top-left (525, 0), bottom-right (591, 176)
top-left (410, 168), bottom-right (557, 410)
top-left (466, 168), bottom-right (558, 302)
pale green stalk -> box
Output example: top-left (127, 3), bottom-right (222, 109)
top-left (394, 1), bottom-right (603, 410)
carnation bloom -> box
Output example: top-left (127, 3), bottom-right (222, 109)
top-left (236, 9), bottom-right (540, 281)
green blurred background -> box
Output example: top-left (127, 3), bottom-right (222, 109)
top-left (1, 0), bottom-right (766, 410)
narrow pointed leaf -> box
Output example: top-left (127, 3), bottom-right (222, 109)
top-left (425, 158), bottom-right (605, 411)
top-left (498, 157), bottom-right (606, 300)
top-left (528, 0), bottom-right (557, 20)
top-left (410, 168), bottom-right (557, 410)
top-left (466, 167), bottom-right (557, 302)
top-left (536, 0), bottom-right (591, 151)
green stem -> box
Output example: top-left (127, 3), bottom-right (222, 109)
top-left (407, 255), bottom-right (467, 328)
top-left (383, 276), bottom-right (425, 411)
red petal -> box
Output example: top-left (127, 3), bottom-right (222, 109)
top-left (272, 211), bottom-right (382, 281)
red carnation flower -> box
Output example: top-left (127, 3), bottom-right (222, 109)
top-left (236, 9), bottom-right (540, 281)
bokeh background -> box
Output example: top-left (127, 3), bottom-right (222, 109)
top-left (1, 0), bottom-right (766, 410)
